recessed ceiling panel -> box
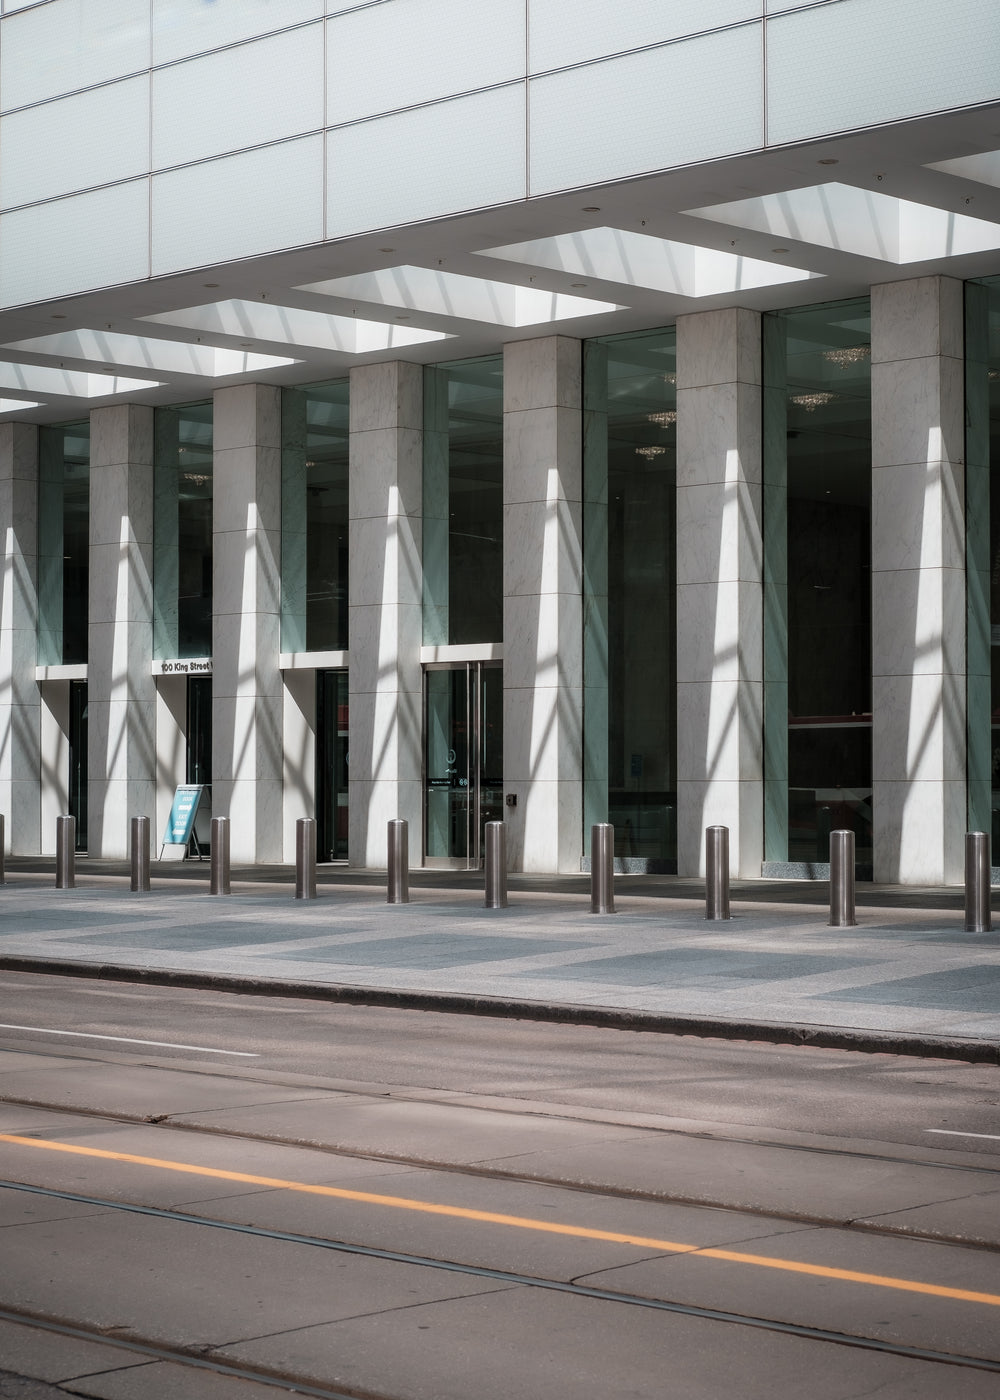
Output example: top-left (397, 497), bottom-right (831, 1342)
top-left (142, 299), bottom-right (451, 353)
top-left (0, 363), bottom-right (162, 397)
top-left (0, 398), bottom-right (43, 413)
top-left (478, 227), bottom-right (817, 297)
top-left (4, 330), bottom-right (299, 377)
top-left (685, 183), bottom-right (1000, 263)
top-left (299, 266), bottom-right (623, 326)
top-left (928, 149), bottom-right (1000, 192)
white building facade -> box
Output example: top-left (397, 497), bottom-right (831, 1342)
top-left (1, 0), bottom-right (1000, 884)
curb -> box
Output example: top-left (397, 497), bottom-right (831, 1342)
top-left (2, 954), bottom-right (997, 1065)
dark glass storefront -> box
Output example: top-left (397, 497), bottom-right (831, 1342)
top-left (763, 299), bottom-right (873, 874)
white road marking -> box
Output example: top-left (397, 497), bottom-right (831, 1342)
top-left (0, 1024), bottom-right (258, 1057)
top-left (925, 1128), bottom-right (1000, 1142)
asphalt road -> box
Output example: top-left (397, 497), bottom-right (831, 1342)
top-left (1, 971), bottom-right (999, 1398)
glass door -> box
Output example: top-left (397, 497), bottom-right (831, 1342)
top-left (424, 663), bottom-right (502, 867)
top-left (316, 669), bottom-right (349, 862)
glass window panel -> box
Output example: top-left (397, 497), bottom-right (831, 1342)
top-left (154, 401), bottom-right (213, 659)
top-left (583, 328), bottom-right (677, 868)
top-left (0, 180), bottom-right (148, 307)
top-left (529, 25), bottom-right (762, 196)
top-left (423, 357), bottom-right (503, 646)
top-left (151, 137), bottom-right (323, 275)
top-left (326, 0), bottom-right (524, 127)
top-left (152, 0), bottom-right (323, 66)
top-left (965, 277), bottom-right (1000, 847)
top-left (37, 421), bottom-right (90, 666)
top-left (281, 379), bottom-right (349, 653)
top-left (766, 0), bottom-right (1000, 146)
top-left (0, 77), bottom-right (148, 210)
top-left (763, 298), bottom-right (872, 874)
top-left (530, 0), bottom-right (760, 73)
top-left (0, 0), bottom-right (149, 111)
top-left (152, 25), bottom-right (324, 170)
top-left (326, 85), bottom-right (525, 240)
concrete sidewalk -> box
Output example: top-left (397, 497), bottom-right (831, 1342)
top-left (0, 861), bottom-right (998, 1062)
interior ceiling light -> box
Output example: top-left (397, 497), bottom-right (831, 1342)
top-left (636, 444), bottom-right (667, 456)
top-left (647, 410), bottom-right (677, 426)
top-left (823, 345), bottom-right (870, 368)
top-left (684, 182), bottom-right (1000, 263)
top-left (790, 391), bottom-right (837, 411)
top-left (141, 298), bottom-right (450, 354)
top-left (3, 329), bottom-right (299, 378)
top-left (478, 227), bottom-right (817, 297)
top-left (297, 265), bottom-right (622, 327)
top-left (0, 361), bottom-right (162, 398)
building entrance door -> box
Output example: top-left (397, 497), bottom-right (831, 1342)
top-left (424, 663), bottom-right (502, 868)
top-left (316, 669), bottom-right (349, 861)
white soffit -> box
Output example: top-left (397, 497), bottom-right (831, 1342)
top-left (3, 330), bottom-right (300, 378)
top-left (0, 398), bottom-right (43, 414)
top-left (0, 363), bottom-right (163, 398)
top-left (298, 265), bottom-right (624, 326)
top-left (927, 149), bottom-right (1000, 191)
top-left (476, 227), bottom-right (817, 297)
top-left (141, 299), bottom-right (451, 353)
top-left (684, 183), bottom-right (1000, 264)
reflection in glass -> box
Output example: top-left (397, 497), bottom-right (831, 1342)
top-left (423, 357), bottom-right (502, 644)
top-left (153, 401), bottom-right (213, 659)
top-left (281, 380), bottom-right (349, 652)
top-left (37, 421), bottom-right (90, 665)
top-left (763, 299), bottom-right (872, 872)
top-left (965, 277), bottom-right (1000, 846)
top-left (583, 329), bottom-right (677, 867)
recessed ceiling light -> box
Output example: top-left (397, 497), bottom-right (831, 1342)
top-left (239, 341), bottom-right (253, 347)
top-left (582, 206), bottom-right (601, 212)
top-left (771, 248), bottom-right (789, 254)
top-left (571, 282), bottom-right (588, 288)
top-left (396, 314), bottom-right (411, 321)
top-left (203, 282), bottom-right (220, 287)
top-left (378, 247), bottom-right (395, 253)
top-left (818, 158), bottom-right (839, 166)
top-left (51, 314), bottom-right (66, 319)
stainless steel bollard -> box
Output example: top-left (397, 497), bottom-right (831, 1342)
top-left (829, 829), bottom-right (856, 927)
top-left (295, 817), bottom-right (317, 900)
top-left (590, 823), bottom-right (615, 914)
top-left (210, 816), bottom-right (231, 896)
top-left (129, 815), bottom-right (150, 893)
top-left (484, 821), bottom-right (508, 909)
top-left (0, 813), bottom-right (5, 886)
top-left (705, 825), bottom-right (730, 921)
top-left (55, 814), bottom-right (75, 889)
top-left (965, 831), bottom-right (992, 933)
top-left (387, 818), bottom-right (409, 904)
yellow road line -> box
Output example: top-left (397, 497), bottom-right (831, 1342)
top-left (2, 1132), bottom-right (998, 1307)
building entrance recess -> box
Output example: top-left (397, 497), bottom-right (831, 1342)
top-left (424, 662), bottom-right (502, 868)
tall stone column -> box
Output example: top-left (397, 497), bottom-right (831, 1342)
top-left (87, 405), bottom-right (155, 857)
top-left (675, 308), bottom-right (763, 877)
top-left (212, 384), bottom-right (283, 863)
top-left (0, 422), bottom-right (41, 854)
top-left (503, 336), bottom-right (583, 873)
top-left (348, 361), bottom-right (423, 868)
top-left (871, 277), bottom-right (965, 885)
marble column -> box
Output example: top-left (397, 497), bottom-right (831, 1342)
top-left (871, 277), bottom-right (965, 885)
top-left (675, 308), bottom-right (763, 878)
top-left (87, 405), bottom-right (155, 857)
top-left (503, 336), bottom-right (583, 873)
top-left (348, 361), bottom-right (423, 868)
top-left (212, 383), bottom-right (283, 863)
top-left (0, 422), bottom-right (41, 853)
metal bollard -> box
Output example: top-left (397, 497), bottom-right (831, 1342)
top-left (387, 818), bottom-right (409, 904)
top-left (55, 814), bottom-right (75, 890)
top-left (295, 817), bottom-right (317, 900)
top-left (829, 829), bottom-right (856, 928)
top-left (590, 823), bottom-right (615, 914)
top-left (0, 813), bottom-right (5, 886)
top-left (210, 816), bottom-right (231, 896)
top-left (705, 825), bottom-right (730, 921)
top-left (130, 815), bottom-right (150, 893)
top-left (484, 821), bottom-right (508, 909)
top-left (965, 831), bottom-right (992, 933)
